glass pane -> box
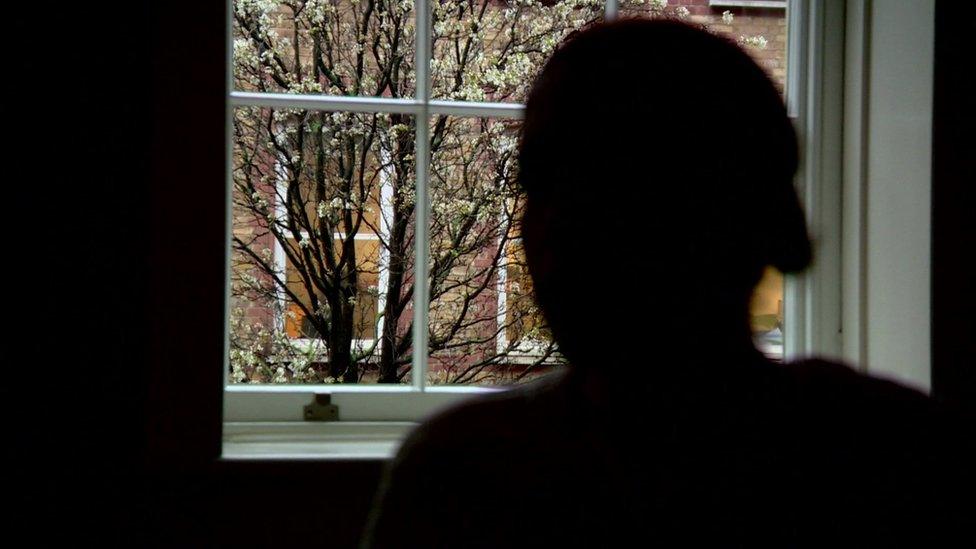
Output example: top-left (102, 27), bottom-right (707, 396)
top-left (229, 107), bottom-right (416, 384)
top-left (751, 267), bottom-right (784, 361)
top-left (430, 0), bottom-right (605, 103)
top-left (619, 1), bottom-right (788, 92)
top-left (233, 0), bottom-right (416, 97)
top-left (426, 116), bottom-right (561, 385)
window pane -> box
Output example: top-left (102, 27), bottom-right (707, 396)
top-left (233, 0), bottom-right (416, 97)
top-left (751, 267), bottom-right (784, 361)
top-left (229, 107), bottom-right (416, 384)
top-left (430, 0), bottom-right (605, 103)
top-left (618, 1), bottom-right (787, 92)
top-left (426, 116), bottom-right (560, 385)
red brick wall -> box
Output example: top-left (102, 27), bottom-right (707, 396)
top-left (668, 0), bottom-right (788, 90)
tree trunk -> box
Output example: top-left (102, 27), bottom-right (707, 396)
top-left (329, 302), bottom-right (356, 383)
top-left (378, 235), bottom-right (407, 383)
top-left (378, 294), bottom-right (400, 383)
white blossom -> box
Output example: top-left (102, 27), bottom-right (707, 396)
top-left (740, 35), bottom-right (768, 49)
top-left (271, 366), bottom-right (289, 383)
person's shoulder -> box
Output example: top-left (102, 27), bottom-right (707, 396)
top-left (777, 356), bottom-right (973, 442)
top-left (781, 356), bottom-right (931, 408)
top-left (393, 371), bottom-right (574, 465)
top-left (780, 357), bottom-right (976, 540)
top-left (363, 372), bottom-right (584, 547)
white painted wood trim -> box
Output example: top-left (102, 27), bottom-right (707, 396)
top-left (222, 421), bottom-right (416, 460)
top-left (841, 0), bottom-right (870, 370)
top-left (784, 0), bottom-right (844, 362)
top-left (860, 0), bottom-right (934, 392)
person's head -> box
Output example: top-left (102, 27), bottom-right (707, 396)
top-left (518, 19), bottom-right (811, 367)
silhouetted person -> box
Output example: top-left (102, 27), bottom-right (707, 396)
top-left (363, 20), bottom-right (974, 547)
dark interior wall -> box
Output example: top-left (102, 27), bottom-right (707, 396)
top-left (931, 1), bottom-right (975, 405)
top-left (11, 0), bottom-right (156, 542)
top-left (142, 461), bottom-right (384, 548)
top-left (13, 2), bottom-right (386, 547)
top-left (145, 3), bottom-right (388, 547)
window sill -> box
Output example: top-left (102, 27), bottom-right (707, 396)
top-left (222, 421), bottom-right (416, 460)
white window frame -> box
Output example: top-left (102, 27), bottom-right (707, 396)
top-left (223, 0), bottom-right (849, 457)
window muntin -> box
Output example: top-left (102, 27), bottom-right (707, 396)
top-left (227, 0), bottom-right (793, 394)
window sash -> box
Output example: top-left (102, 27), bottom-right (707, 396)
top-left (224, 0), bottom-right (842, 423)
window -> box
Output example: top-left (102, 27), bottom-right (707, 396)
top-left (224, 0), bottom-right (845, 448)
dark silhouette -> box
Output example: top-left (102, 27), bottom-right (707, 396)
top-left (363, 20), bottom-right (974, 547)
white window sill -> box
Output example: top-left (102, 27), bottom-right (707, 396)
top-left (222, 421), bottom-right (416, 460)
